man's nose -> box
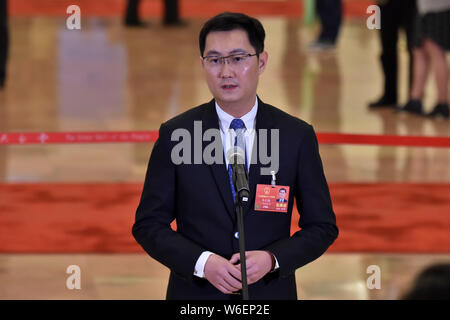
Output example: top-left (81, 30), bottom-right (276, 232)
top-left (219, 59), bottom-right (234, 78)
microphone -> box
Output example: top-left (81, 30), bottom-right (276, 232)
top-left (226, 147), bottom-right (250, 205)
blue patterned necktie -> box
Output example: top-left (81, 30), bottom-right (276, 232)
top-left (228, 119), bottom-right (247, 202)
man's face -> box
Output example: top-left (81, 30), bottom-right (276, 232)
top-left (201, 29), bottom-right (268, 108)
top-left (279, 189), bottom-right (286, 199)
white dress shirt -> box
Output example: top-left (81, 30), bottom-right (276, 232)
top-left (216, 98), bottom-right (258, 171)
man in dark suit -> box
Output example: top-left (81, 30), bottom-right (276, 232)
top-left (276, 188), bottom-right (288, 203)
top-left (0, 0), bottom-right (8, 88)
top-left (132, 12), bottom-right (338, 300)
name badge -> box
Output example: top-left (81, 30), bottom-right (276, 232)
top-left (254, 184), bottom-right (289, 213)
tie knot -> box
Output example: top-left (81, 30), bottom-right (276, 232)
top-left (230, 119), bottom-right (246, 131)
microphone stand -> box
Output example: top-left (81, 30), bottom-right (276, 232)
top-left (232, 155), bottom-right (250, 300)
top-left (236, 194), bottom-right (249, 300)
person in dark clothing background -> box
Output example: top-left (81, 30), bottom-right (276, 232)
top-left (397, 0), bottom-right (450, 118)
top-left (402, 264), bottom-right (450, 300)
top-left (369, 0), bottom-right (417, 109)
top-left (124, 0), bottom-right (183, 27)
top-left (0, 0), bottom-right (8, 89)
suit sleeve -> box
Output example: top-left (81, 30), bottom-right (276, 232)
top-left (265, 124), bottom-right (338, 278)
top-left (132, 123), bottom-right (206, 282)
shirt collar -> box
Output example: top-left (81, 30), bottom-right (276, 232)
top-left (215, 97), bottom-right (258, 133)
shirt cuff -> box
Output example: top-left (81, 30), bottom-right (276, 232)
top-left (194, 251), bottom-right (214, 278)
top-left (273, 255), bottom-right (280, 270)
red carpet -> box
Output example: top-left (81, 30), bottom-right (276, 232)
top-left (0, 183), bottom-right (449, 253)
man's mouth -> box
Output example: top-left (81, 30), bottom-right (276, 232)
top-left (221, 84), bottom-right (238, 90)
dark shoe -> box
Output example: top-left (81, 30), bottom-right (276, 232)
top-left (427, 103), bottom-right (449, 119)
top-left (396, 99), bottom-right (424, 115)
top-left (369, 96), bottom-right (397, 109)
top-left (124, 20), bottom-right (148, 28)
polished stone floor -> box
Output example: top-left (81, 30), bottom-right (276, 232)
top-left (0, 253), bottom-right (449, 300)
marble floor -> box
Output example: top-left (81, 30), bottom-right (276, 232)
top-left (0, 14), bottom-right (449, 299)
top-left (0, 253), bottom-right (449, 300)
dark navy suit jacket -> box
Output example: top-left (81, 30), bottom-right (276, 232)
top-left (132, 97), bottom-right (338, 300)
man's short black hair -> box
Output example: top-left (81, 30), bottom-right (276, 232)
top-left (199, 12), bottom-right (266, 57)
top-left (279, 188), bottom-right (286, 193)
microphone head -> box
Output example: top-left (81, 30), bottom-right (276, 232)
top-left (226, 146), bottom-right (245, 165)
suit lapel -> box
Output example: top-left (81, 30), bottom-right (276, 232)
top-left (202, 100), bottom-right (235, 222)
top-left (245, 97), bottom-right (275, 216)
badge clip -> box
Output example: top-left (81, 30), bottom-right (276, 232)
top-left (270, 170), bottom-right (276, 187)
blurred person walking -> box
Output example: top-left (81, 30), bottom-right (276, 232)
top-left (124, 0), bottom-right (184, 27)
top-left (398, 0), bottom-right (450, 118)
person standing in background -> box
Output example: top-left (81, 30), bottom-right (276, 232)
top-left (124, 0), bottom-right (143, 26)
top-left (163, 0), bottom-right (183, 25)
top-left (124, 0), bottom-right (184, 27)
top-left (397, 0), bottom-right (450, 118)
top-left (0, 0), bottom-right (8, 89)
top-left (308, 0), bottom-right (342, 51)
top-left (369, 0), bottom-right (417, 109)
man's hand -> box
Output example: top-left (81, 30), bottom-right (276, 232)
top-left (230, 251), bottom-right (273, 285)
top-left (204, 254), bottom-right (242, 294)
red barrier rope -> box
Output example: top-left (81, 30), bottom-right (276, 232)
top-left (0, 131), bottom-right (159, 145)
top-left (0, 131), bottom-right (449, 147)
top-left (317, 133), bottom-right (450, 148)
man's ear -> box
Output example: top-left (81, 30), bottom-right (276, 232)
top-left (200, 56), bottom-right (205, 68)
top-left (258, 51), bottom-right (268, 74)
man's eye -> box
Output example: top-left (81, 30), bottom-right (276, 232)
top-left (232, 56), bottom-right (243, 62)
top-left (209, 58), bottom-right (220, 64)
